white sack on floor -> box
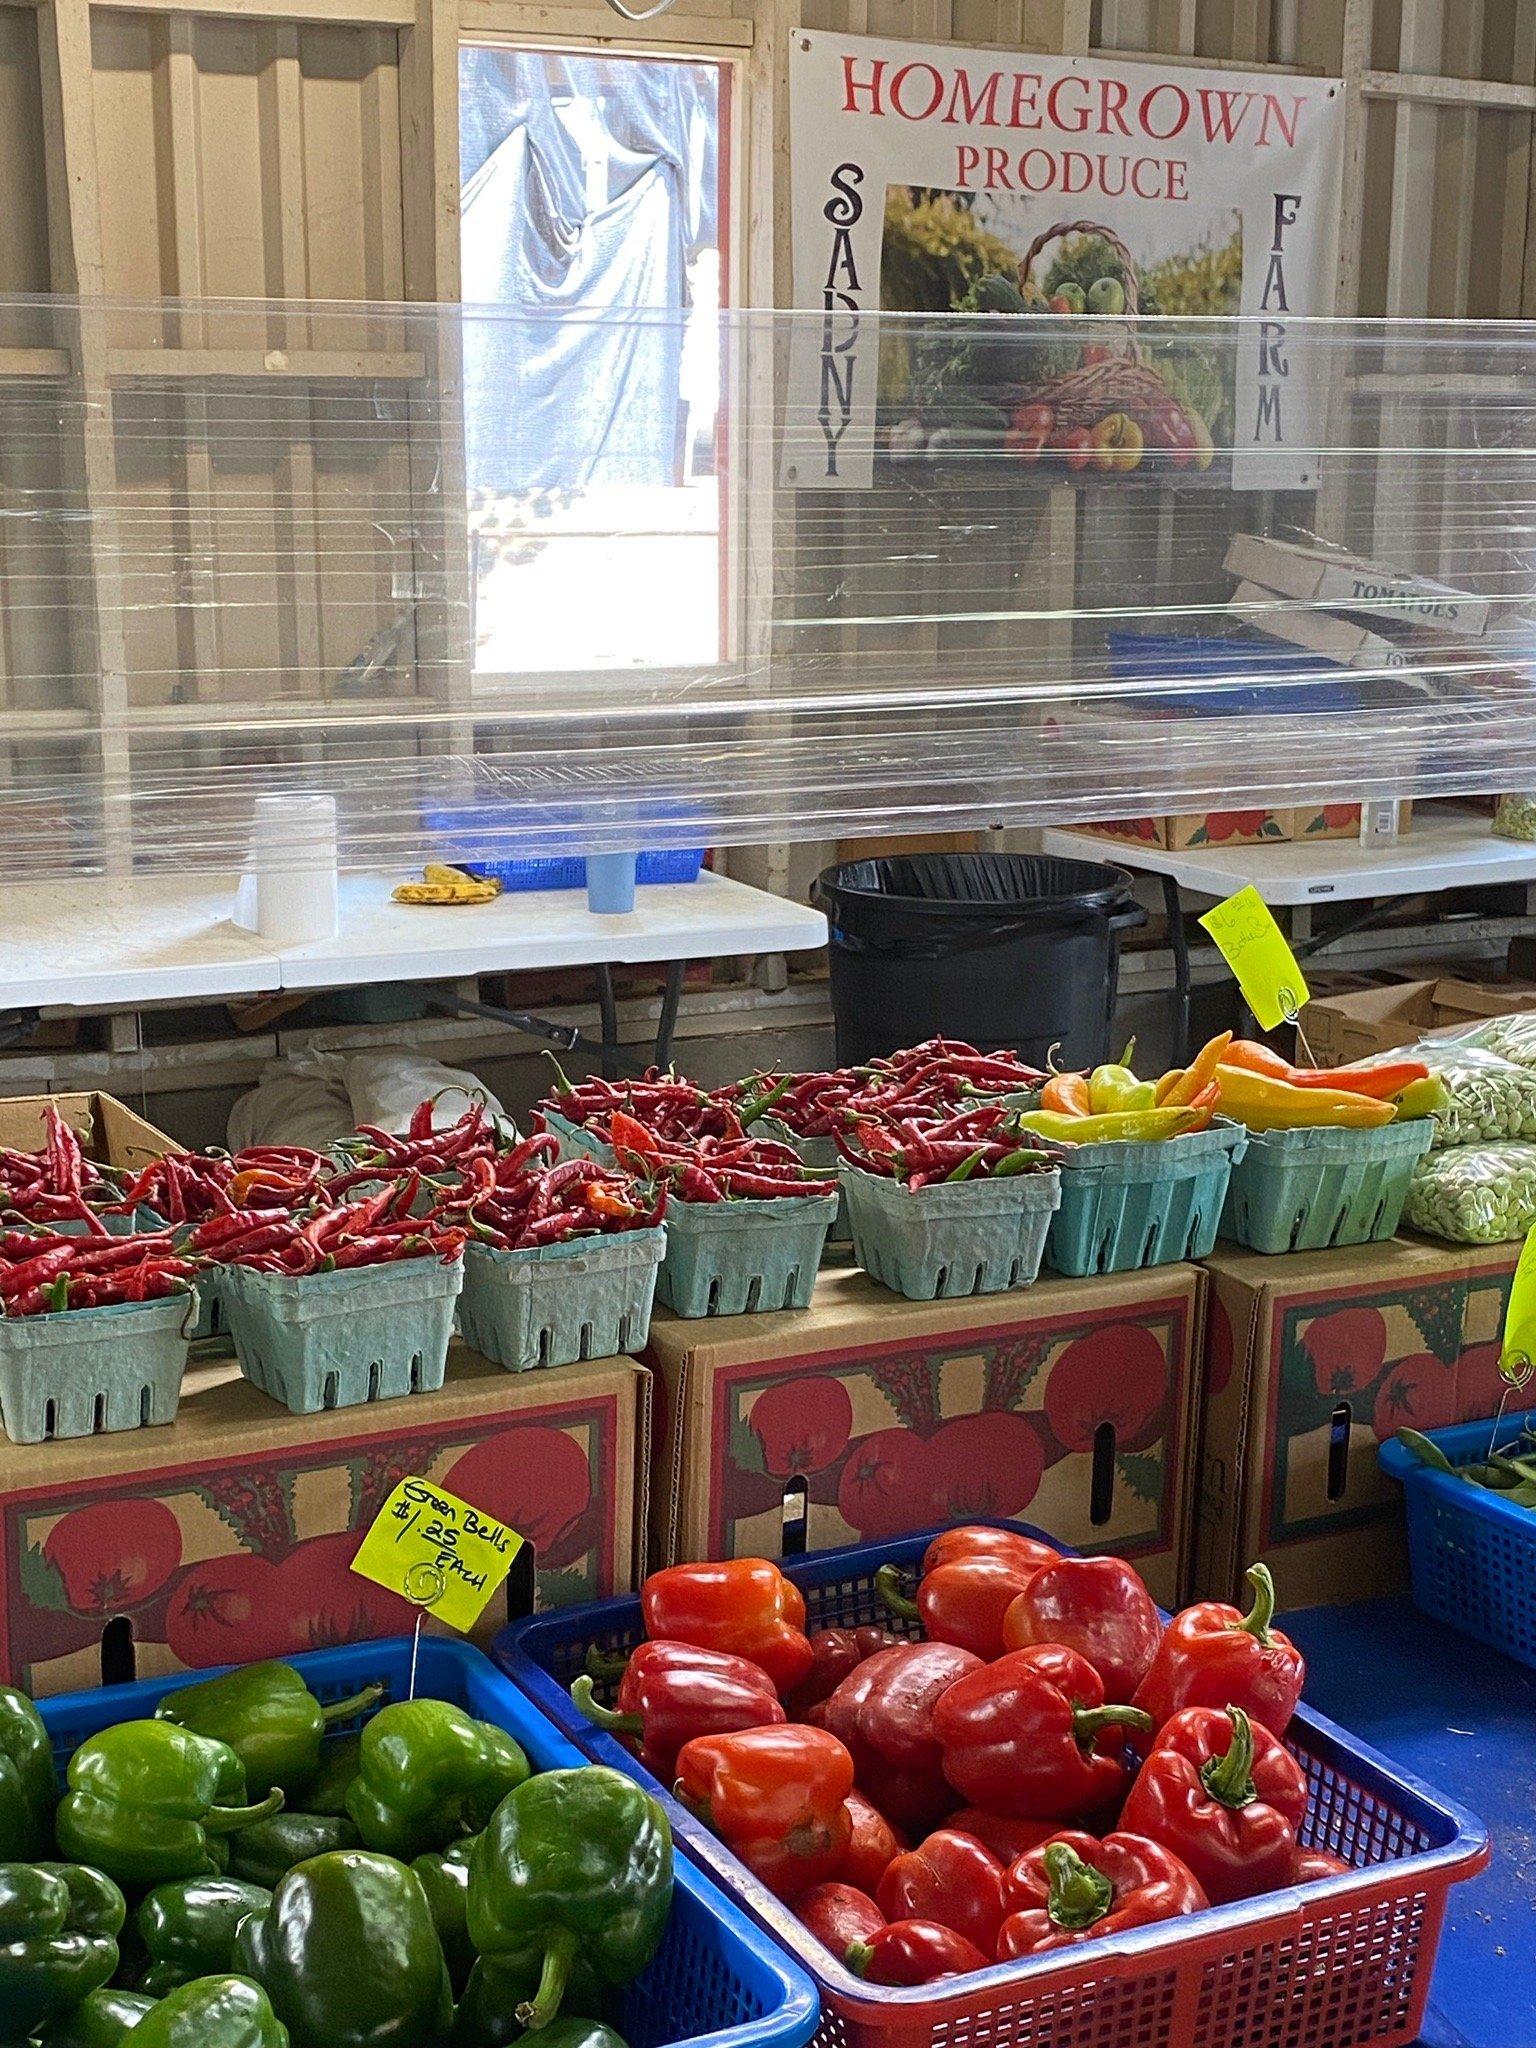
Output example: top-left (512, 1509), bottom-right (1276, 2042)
top-left (228, 1048), bottom-right (509, 1150)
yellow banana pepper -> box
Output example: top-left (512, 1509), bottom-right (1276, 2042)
top-left (1213, 1063), bottom-right (1394, 1131)
top-left (1015, 1105), bottom-right (1204, 1144)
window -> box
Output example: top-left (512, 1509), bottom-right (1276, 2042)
top-left (459, 45), bottom-right (727, 673)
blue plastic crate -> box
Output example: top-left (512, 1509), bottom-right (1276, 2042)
top-left (37, 1637), bottom-right (818, 2048)
top-left (422, 803), bottom-right (704, 892)
top-left (496, 1522), bottom-right (1487, 2048)
top-left (1105, 629), bottom-right (1363, 717)
top-left (1380, 1409), bottom-right (1536, 1671)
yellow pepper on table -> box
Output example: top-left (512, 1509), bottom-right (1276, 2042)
top-left (1211, 1063), bottom-right (1395, 1132)
top-left (1014, 1105), bottom-right (1207, 1144)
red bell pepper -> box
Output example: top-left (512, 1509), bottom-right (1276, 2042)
top-left (641, 1558), bottom-right (814, 1697)
top-left (846, 1920), bottom-right (990, 1986)
top-left (922, 1525), bottom-right (1060, 1578)
top-left (1292, 1847), bottom-right (1350, 1883)
top-left (837, 1788), bottom-right (907, 1893)
top-left (1131, 1565), bottom-right (1305, 1738)
top-left (810, 1641), bottom-right (981, 1834)
top-left (875, 1828), bottom-right (1006, 1955)
top-left (995, 1831), bottom-right (1207, 1958)
top-left (878, 1555), bottom-right (1043, 1662)
top-left (1119, 1705), bottom-right (1308, 1905)
top-left (675, 1724), bottom-right (854, 1901)
top-left (933, 1644), bottom-right (1153, 1820)
top-left (1002, 1555), bottom-right (1163, 1704)
top-left (570, 1641), bottom-right (784, 1778)
top-left (787, 1625), bottom-right (900, 1717)
top-left (794, 1882), bottom-right (885, 1957)
top-left (948, 1807), bottom-right (1059, 1867)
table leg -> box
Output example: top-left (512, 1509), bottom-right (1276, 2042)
top-left (1162, 876), bottom-right (1191, 1064)
top-left (595, 963), bottom-right (620, 1080)
top-left (654, 961), bottom-right (685, 1070)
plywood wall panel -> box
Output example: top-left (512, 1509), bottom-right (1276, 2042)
top-left (0, 10), bottom-right (52, 296)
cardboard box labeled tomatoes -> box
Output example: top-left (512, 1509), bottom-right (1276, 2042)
top-left (0, 1343), bottom-right (648, 1697)
top-left (1196, 1236), bottom-right (1517, 1611)
top-left (644, 1263), bottom-right (1203, 1607)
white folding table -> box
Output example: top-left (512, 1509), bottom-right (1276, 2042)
top-left (0, 870), bottom-right (829, 1072)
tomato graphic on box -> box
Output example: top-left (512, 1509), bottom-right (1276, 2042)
top-left (1301, 1307), bottom-right (1389, 1399)
top-left (749, 1376), bottom-right (853, 1477)
top-left (926, 1411), bottom-right (1043, 1520)
top-left (837, 1427), bottom-right (937, 1539)
top-left (43, 1499), bottom-right (181, 1616)
top-left (1044, 1326), bottom-right (1168, 1453)
top-left (1372, 1354), bottom-right (1459, 1442)
top-left (447, 1425), bottom-right (593, 1566)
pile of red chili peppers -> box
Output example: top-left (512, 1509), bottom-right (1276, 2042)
top-left (574, 1537), bottom-right (1342, 1987)
top-left (0, 1099), bottom-right (663, 1315)
top-left (714, 1039), bottom-right (1048, 1141)
top-left (833, 1101), bottom-right (1057, 1191)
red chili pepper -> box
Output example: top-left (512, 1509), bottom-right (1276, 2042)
top-left (846, 1919), bottom-right (989, 1986)
top-left (1002, 1556), bottom-right (1163, 1706)
top-left (836, 1789), bottom-right (906, 1893)
top-left (947, 1808), bottom-right (1059, 1867)
top-left (922, 1527), bottom-right (1060, 1578)
top-left (994, 1831), bottom-right (1207, 1959)
top-left (675, 1725), bottom-right (855, 1901)
top-left (810, 1641), bottom-right (981, 1835)
top-left (878, 1555), bottom-right (1046, 1663)
top-left (875, 1828), bottom-right (1006, 1954)
top-left (569, 1641), bottom-right (784, 1779)
top-left (1131, 1565), bottom-right (1305, 1739)
top-left (933, 1644), bottom-right (1153, 1821)
top-left (793, 1882), bottom-right (885, 1958)
top-left (640, 1559), bottom-right (813, 1697)
top-left (787, 1626), bottom-right (900, 1717)
top-left (1120, 1705), bottom-right (1309, 1906)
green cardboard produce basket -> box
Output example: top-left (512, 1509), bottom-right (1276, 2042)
top-left (222, 1253), bottom-right (464, 1413)
top-left (840, 1161), bottom-right (1061, 1300)
top-left (1047, 1120), bottom-right (1249, 1276)
top-left (539, 1108), bottom-right (614, 1163)
top-left (658, 1193), bottom-right (838, 1317)
top-left (758, 1125), bottom-right (849, 1246)
top-left (458, 1224), bottom-right (665, 1370)
top-left (0, 1288), bottom-right (198, 1443)
top-left (1220, 1116), bottom-right (1434, 1254)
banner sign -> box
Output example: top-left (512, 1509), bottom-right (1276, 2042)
top-left (788, 30), bottom-right (1344, 492)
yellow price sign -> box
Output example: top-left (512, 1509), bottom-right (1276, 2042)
top-left (1500, 1224), bottom-right (1536, 1390)
top-left (1198, 886), bottom-right (1310, 1033)
top-left (350, 1477), bottom-right (521, 1634)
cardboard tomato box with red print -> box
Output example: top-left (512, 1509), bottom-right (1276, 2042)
top-left (1196, 1234), bottom-right (1517, 1610)
top-left (0, 1344), bottom-right (648, 1697)
top-left (643, 1264), bottom-right (1204, 1607)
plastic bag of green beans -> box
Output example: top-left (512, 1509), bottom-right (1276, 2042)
top-left (1406, 1141), bottom-right (1536, 1243)
top-left (1401, 1040), bottom-right (1536, 1148)
top-left (1446, 1011), bottom-right (1536, 1072)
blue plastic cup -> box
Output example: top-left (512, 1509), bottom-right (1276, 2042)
top-left (586, 851), bottom-right (638, 914)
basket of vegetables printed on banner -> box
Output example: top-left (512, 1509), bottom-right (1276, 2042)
top-left (447, 1132), bottom-right (667, 1371)
top-left (1029, 1035), bottom-right (1248, 1278)
top-left (891, 213), bottom-right (1232, 479)
top-left (1213, 1040), bottom-right (1441, 1254)
top-left (835, 1102), bottom-right (1062, 1302)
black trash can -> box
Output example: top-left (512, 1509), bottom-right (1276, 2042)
top-left (813, 852), bottom-right (1146, 1070)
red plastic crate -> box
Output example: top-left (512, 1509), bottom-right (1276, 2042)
top-left (498, 1521), bottom-right (1489, 2048)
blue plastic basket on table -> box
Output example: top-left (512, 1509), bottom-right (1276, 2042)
top-left (37, 1636), bottom-right (819, 2048)
top-left (1380, 1408), bottom-right (1536, 1672)
top-left (496, 1521), bottom-right (1487, 2048)
top-left (1104, 630), bottom-right (1363, 717)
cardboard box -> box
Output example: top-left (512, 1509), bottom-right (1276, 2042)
top-left (1081, 811), bottom-right (1296, 851)
top-left (0, 1344), bottom-right (647, 1696)
top-left (1196, 1237), bottom-right (1517, 1611)
top-left (1302, 976), bottom-right (1536, 1064)
top-left (644, 1264), bottom-right (1205, 1609)
top-left (0, 1092), bottom-right (177, 1174)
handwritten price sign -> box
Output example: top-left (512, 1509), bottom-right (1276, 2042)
top-left (350, 1477), bottom-right (521, 1633)
top-left (1198, 886), bottom-right (1310, 1033)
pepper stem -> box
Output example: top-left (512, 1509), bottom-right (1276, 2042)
top-left (1043, 1843), bottom-right (1115, 1931)
top-left (321, 1683), bottom-right (384, 1727)
top-left (1200, 1707), bottom-right (1257, 1809)
top-left (1236, 1562), bottom-right (1276, 1645)
top-left (515, 1927), bottom-right (579, 2030)
top-left (875, 1564), bottom-right (920, 1624)
top-left (845, 1941), bottom-right (875, 1978)
top-left (584, 1646), bottom-right (631, 1684)
top-left (1072, 1703), bottom-right (1154, 1752)
top-left (204, 1787), bottom-right (285, 1835)
top-left (569, 1673), bottom-right (644, 1739)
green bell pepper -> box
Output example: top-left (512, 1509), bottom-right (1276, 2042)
top-left (226, 1814), bottom-right (358, 1890)
top-left (345, 1703), bottom-right (528, 1861)
top-left (32, 1987), bottom-right (154, 2048)
top-left (56, 1722), bottom-right (284, 1890)
top-left (137, 1878), bottom-right (271, 1995)
top-left (466, 1767), bottom-right (671, 2031)
top-left (235, 1849), bottom-right (452, 2048)
top-left (157, 1666), bottom-right (382, 1802)
top-left (0, 1861), bottom-right (125, 2042)
top-left (127, 1976), bottom-right (288, 2048)
top-left (410, 1840), bottom-right (476, 1990)
top-left (300, 1740), bottom-right (360, 1820)
top-left (450, 1955), bottom-right (606, 2048)
top-left (0, 1687), bottom-right (56, 1862)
